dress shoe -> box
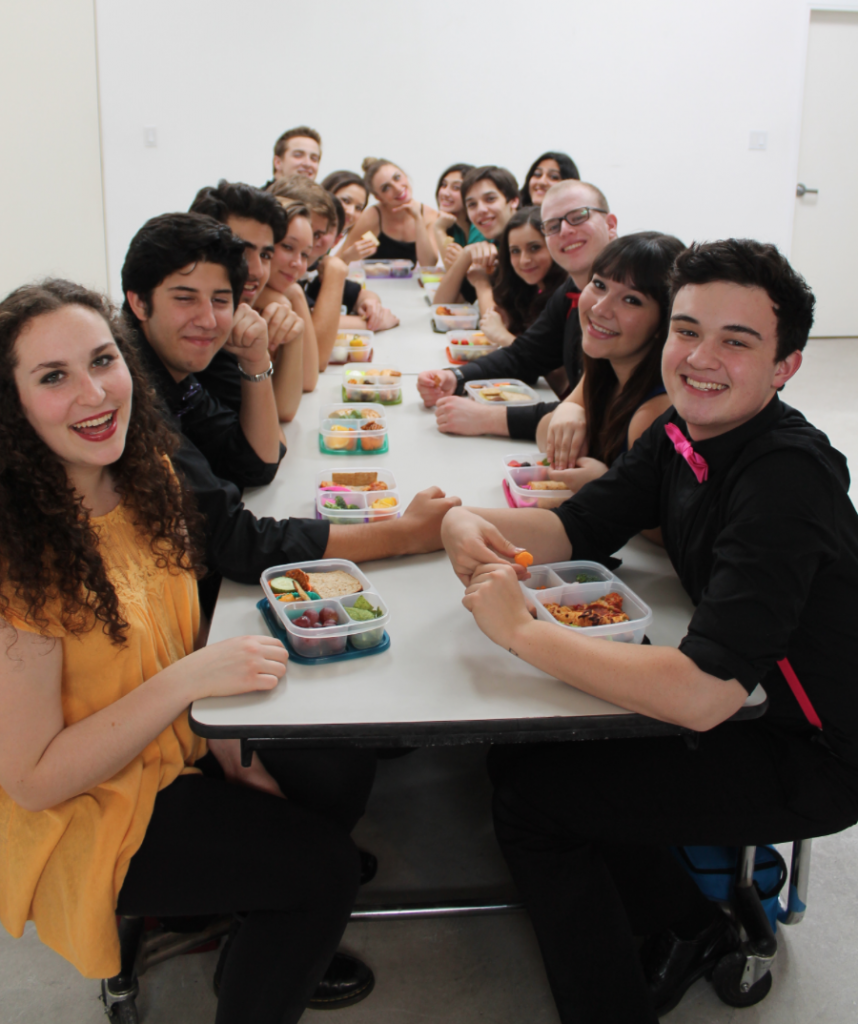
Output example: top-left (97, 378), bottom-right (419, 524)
top-left (359, 849), bottom-right (378, 885)
top-left (641, 912), bottom-right (738, 1015)
top-left (307, 951), bottom-right (375, 1010)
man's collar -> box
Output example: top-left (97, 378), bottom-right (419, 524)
top-left (671, 396), bottom-right (783, 476)
top-left (132, 328), bottom-right (202, 417)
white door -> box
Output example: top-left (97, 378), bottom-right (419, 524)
top-left (791, 10), bottom-right (858, 337)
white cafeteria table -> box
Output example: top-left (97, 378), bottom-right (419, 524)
top-left (191, 273), bottom-right (766, 755)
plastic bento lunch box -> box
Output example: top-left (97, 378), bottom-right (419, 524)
top-left (505, 464), bottom-right (572, 509)
top-left (319, 403), bottom-right (389, 455)
top-left (361, 258), bottom-right (414, 279)
top-left (417, 265), bottom-right (444, 287)
top-left (446, 330), bottom-right (495, 364)
top-left (329, 329), bottom-right (374, 365)
top-left (465, 379), bottom-right (539, 406)
top-left (521, 566), bottom-right (652, 645)
top-left (341, 366), bottom-right (403, 405)
top-left (315, 465), bottom-right (400, 523)
top-left (261, 559), bottom-right (390, 658)
top-left (432, 304), bottom-right (480, 332)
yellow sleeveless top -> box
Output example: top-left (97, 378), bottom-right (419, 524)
top-left (0, 502), bottom-right (205, 978)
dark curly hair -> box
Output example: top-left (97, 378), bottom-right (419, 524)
top-left (189, 179), bottom-right (288, 243)
top-left (0, 279), bottom-right (204, 645)
top-left (491, 206), bottom-right (567, 336)
top-left (669, 239), bottom-right (815, 361)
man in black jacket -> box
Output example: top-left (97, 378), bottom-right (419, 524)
top-left (417, 180), bottom-right (617, 451)
top-left (122, 212), bottom-right (460, 608)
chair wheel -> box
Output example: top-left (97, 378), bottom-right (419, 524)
top-left (711, 951), bottom-right (773, 1007)
top-left (106, 1000), bottom-right (139, 1024)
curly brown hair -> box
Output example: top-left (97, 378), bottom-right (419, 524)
top-left (0, 279), bottom-right (204, 645)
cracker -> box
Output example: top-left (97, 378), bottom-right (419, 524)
top-left (332, 471), bottom-right (377, 486)
top-left (362, 231), bottom-right (380, 246)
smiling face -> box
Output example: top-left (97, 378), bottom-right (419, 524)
top-left (14, 305), bottom-right (133, 473)
top-left (273, 136), bottom-right (321, 180)
top-left (528, 159), bottom-right (562, 205)
top-left (127, 261), bottom-right (235, 381)
top-left (662, 281), bottom-right (802, 441)
top-left (464, 179), bottom-right (519, 240)
top-left (437, 170), bottom-right (465, 214)
top-left (225, 214), bottom-right (274, 306)
top-left (578, 274), bottom-right (661, 377)
top-left (372, 165), bottom-right (412, 208)
top-left (268, 214), bottom-right (314, 293)
top-left (542, 182), bottom-right (617, 281)
top-left (508, 223), bottom-right (555, 287)
top-left (335, 183), bottom-right (368, 231)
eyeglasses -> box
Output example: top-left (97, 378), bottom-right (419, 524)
top-left (539, 207), bottom-right (609, 236)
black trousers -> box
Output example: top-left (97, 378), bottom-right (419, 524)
top-left (488, 721), bottom-right (858, 1024)
top-left (116, 747), bottom-right (377, 1024)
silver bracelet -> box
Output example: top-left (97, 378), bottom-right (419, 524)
top-left (238, 361), bottom-right (274, 383)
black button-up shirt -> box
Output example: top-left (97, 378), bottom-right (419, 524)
top-left (553, 396), bottom-right (858, 767)
top-left (134, 333), bottom-right (329, 584)
top-left (455, 277), bottom-right (582, 440)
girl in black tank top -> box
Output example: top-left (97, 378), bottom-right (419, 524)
top-left (341, 159), bottom-right (440, 267)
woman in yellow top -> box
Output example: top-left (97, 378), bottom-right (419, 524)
top-left (0, 280), bottom-right (361, 1023)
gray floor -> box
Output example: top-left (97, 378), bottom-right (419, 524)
top-left (2, 338), bottom-right (857, 1023)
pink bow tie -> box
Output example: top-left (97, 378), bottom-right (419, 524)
top-left (664, 423), bottom-right (709, 483)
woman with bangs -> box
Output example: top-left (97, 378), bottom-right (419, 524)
top-left (342, 157), bottom-right (439, 267)
top-left (0, 280), bottom-right (368, 1022)
top-left (432, 162), bottom-right (485, 269)
top-left (537, 232), bottom-right (685, 496)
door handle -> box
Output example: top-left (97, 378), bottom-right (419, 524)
top-left (796, 183), bottom-right (819, 197)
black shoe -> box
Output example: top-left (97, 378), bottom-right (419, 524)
top-left (307, 951), bottom-right (375, 1010)
top-left (359, 849), bottom-right (378, 886)
top-left (642, 913), bottom-right (738, 1016)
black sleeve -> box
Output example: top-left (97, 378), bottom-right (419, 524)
top-left (195, 350), bottom-right (242, 414)
top-left (550, 424), bottom-right (665, 560)
top-left (303, 277), bottom-right (319, 310)
top-left (678, 451), bottom-right (841, 692)
top-left (174, 437), bottom-right (329, 584)
top-left (179, 379), bottom-right (285, 489)
top-left (342, 279), bottom-right (362, 313)
top-left (458, 283), bottom-right (569, 385)
top-left (507, 400), bottom-right (559, 441)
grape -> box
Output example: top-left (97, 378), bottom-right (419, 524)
top-left (304, 609), bottom-right (320, 625)
top-left (320, 608), bottom-right (339, 624)
top-left (311, 621), bottom-right (324, 629)
top-left (292, 615), bottom-right (310, 629)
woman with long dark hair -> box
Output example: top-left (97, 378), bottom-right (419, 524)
top-left (538, 231), bottom-right (685, 494)
top-left (432, 162), bottom-right (485, 268)
top-left (521, 151), bottom-right (580, 206)
top-left (0, 280), bottom-right (367, 1022)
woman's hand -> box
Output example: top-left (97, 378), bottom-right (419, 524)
top-left (435, 212), bottom-right (457, 232)
top-left (441, 507), bottom-right (528, 586)
top-left (544, 401), bottom-right (588, 469)
top-left (417, 369), bottom-right (457, 407)
top-left (339, 237), bottom-right (378, 265)
top-left (547, 457), bottom-right (609, 492)
top-left (393, 198), bottom-right (422, 221)
top-left (462, 562), bottom-right (536, 649)
top-left (207, 739), bottom-right (285, 799)
top-left (171, 635), bottom-right (288, 702)
top-left (443, 241), bottom-right (464, 270)
top-left (435, 395), bottom-right (504, 436)
top-left (479, 308), bottom-right (515, 347)
top-left (466, 242), bottom-right (498, 275)
top-left (260, 299), bottom-right (303, 357)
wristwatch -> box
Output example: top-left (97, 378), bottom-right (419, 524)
top-left (451, 366), bottom-right (466, 395)
top-left (238, 361), bottom-right (275, 383)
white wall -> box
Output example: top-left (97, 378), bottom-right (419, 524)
top-left (0, 0), bottom-right (107, 296)
top-left (95, 0), bottom-right (814, 299)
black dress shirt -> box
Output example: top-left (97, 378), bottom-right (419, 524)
top-left (552, 396), bottom-right (858, 767)
top-left (133, 333), bottom-right (329, 584)
top-left (455, 278), bottom-right (582, 440)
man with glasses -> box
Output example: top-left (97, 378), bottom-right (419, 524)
top-left (417, 180), bottom-right (617, 448)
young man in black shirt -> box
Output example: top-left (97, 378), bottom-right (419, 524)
top-left (188, 180), bottom-right (307, 422)
top-left (122, 213), bottom-right (461, 599)
top-left (440, 239), bottom-right (858, 1022)
top-left (417, 179), bottom-right (617, 455)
